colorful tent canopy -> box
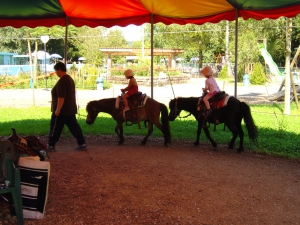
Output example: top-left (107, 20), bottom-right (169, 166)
top-left (1, 0), bottom-right (298, 98)
top-left (1, 0), bottom-right (300, 28)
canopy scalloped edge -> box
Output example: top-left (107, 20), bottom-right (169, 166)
top-left (1, 3), bottom-right (300, 28)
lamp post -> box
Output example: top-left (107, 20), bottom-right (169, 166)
top-left (40, 35), bottom-right (49, 89)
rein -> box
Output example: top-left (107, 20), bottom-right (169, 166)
top-left (163, 57), bottom-right (176, 100)
top-left (75, 89), bottom-right (87, 118)
top-left (178, 112), bottom-right (192, 119)
top-left (78, 103), bottom-right (98, 120)
top-left (76, 104), bottom-right (89, 119)
top-left (171, 99), bottom-right (193, 119)
top-left (77, 113), bottom-right (87, 118)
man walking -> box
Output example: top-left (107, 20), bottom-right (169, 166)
top-left (47, 62), bottom-right (86, 151)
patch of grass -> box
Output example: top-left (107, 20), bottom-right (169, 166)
top-left (0, 102), bottom-right (300, 159)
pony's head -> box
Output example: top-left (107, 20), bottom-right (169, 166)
top-left (168, 98), bottom-right (181, 121)
top-left (86, 101), bottom-right (99, 125)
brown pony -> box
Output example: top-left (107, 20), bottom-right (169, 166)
top-left (86, 97), bottom-right (171, 146)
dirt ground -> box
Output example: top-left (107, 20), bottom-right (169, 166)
top-left (1, 134), bottom-right (300, 225)
top-left (1, 81), bottom-right (299, 224)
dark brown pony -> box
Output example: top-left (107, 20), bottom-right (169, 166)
top-left (168, 97), bottom-right (258, 152)
top-left (86, 98), bottom-right (171, 146)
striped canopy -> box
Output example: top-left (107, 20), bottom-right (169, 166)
top-left (1, 0), bottom-right (300, 28)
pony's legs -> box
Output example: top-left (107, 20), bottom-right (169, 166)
top-left (141, 122), bottom-right (154, 145)
top-left (203, 127), bottom-right (217, 148)
top-left (195, 117), bottom-right (217, 147)
top-left (159, 103), bottom-right (171, 145)
top-left (194, 120), bottom-right (202, 145)
top-left (141, 121), bottom-right (170, 146)
top-left (152, 122), bottom-right (169, 146)
top-left (114, 122), bottom-right (124, 144)
top-left (141, 103), bottom-right (171, 146)
top-left (235, 121), bottom-right (244, 152)
top-left (225, 122), bottom-right (241, 150)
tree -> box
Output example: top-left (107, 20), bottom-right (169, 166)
top-left (250, 62), bottom-right (267, 84)
top-left (70, 26), bottom-right (105, 66)
top-left (101, 28), bottom-right (128, 48)
top-left (228, 19), bottom-right (262, 81)
top-left (0, 27), bottom-right (27, 53)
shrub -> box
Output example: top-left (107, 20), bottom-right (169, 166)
top-left (81, 64), bottom-right (99, 76)
top-left (250, 62), bottom-right (267, 85)
top-left (83, 75), bottom-right (97, 89)
top-left (218, 65), bottom-right (229, 79)
top-left (103, 80), bottom-right (112, 89)
top-left (237, 66), bottom-right (244, 82)
top-left (111, 67), bottom-right (125, 76)
top-left (36, 75), bottom-right (58, 89)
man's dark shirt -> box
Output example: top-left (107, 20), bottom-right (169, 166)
top-left (51, 74), bottom-right (77, 116)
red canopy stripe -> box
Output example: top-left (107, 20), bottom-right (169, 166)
top-left (155, 11), bottom-right (237, 26)
top-left (1, 0), bottom-right (300, 28)
top-left (240, 4), bottom-right (300, 20)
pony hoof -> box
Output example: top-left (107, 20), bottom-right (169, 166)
top-left (140, 140), bottom-right (147, 145)
top-left (237, 148), bottom-right (244, 153)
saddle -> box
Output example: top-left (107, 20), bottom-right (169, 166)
top-left (198, 91), bottom-right (228, 111)
top-left (117, 92), bottom-right (147, 110)
top-left (208, 91), bottom-right (227, 105)
top-left (198, 91), bottom-right (230, 130)
top-left (7, 128), bottom-right (48, 161)
top-left (210, 92), bottom-right (231, 110)
top-left (127, 92), bottom-right (147, 108)
top-left (118, 92), bottom-right (148, 128)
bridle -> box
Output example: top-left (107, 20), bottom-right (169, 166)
top-left (76, 104), bottom-right (95, 119)
top-left (84, 103), bottom-right (98, 122)
top-left (170, 98), bottom-right (192, 119)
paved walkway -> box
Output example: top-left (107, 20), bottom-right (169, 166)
top-left (0, 78), bottom-right (282, 108)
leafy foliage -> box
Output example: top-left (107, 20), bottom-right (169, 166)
top-left (250, 62), bottom-right (267, 85)
top-left (218, 65), bottom-right (230, 79)
top-left (2, 16), bottom-right (300, 78)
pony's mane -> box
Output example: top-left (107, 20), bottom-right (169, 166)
top-left (86, 100), bottom-right (98, 111)
top-left (169, 97), bottom-right (199, 112)
top-left (86, 98), bottom-right (117, 112)
top-left (176, 97), bottom-right (198, 104)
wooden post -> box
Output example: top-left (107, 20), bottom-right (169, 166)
top-left (279, 44), bottom-right (300, 108)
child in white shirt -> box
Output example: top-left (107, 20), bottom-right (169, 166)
top-left (201, 66), bottom-right (220, 117)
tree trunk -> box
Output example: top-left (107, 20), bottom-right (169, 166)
top-left (284, 18), bottom-right (292, 115)
top-left (198, 50), bottom-right (203, 69)
top-left (225, 21), bottom-right (233, 77)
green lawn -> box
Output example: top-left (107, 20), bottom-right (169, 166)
top-left (0, 102), bottom-right (299, 159)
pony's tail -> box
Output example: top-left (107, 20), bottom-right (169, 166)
top-left (241, 102), bottom-right (258, 144)
top-left (160, 103), bottom-right (171, 144)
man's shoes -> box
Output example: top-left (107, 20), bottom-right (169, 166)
top-left (46, 145), bottom-right (56, 152)
top-left (206, 108), bottom-right (213, 117)
top-left (74, 144), bottom-right (87, 150)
